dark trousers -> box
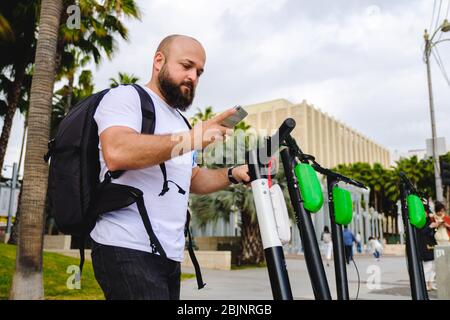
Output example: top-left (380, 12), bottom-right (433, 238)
top-left (344, 245), bottom-right (353, 264)
top-left (91, 240), bottom-right (181, 300)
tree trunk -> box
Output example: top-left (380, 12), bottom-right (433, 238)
top-left (240, 210), bottom-right (265, 265)
top-left (9, 0), bottom-right (63, 300)
top-left (0, 63), bottom-right (26, 170)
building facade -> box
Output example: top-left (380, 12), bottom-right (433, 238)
top-left (243, 99), bottom-right (390, 168)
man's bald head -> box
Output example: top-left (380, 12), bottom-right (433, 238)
top-left (156, 34), bottom-right (204, 60)
top-left (149, 34), bottom-right (206, 111)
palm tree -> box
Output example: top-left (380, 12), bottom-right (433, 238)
top-left (56, 48), bottom-right (91, 113)
top-left (190, 106), bottom-right (215, 126)
top-left (51, 69), bottom-right (94, 138)
top-left (0, 12), bottom-right (14, 41)
top-left (109, 71), bottom-right (139, 88)
top-left (9, 0), bottom-right (63, 300)
top-left (57, 0), bottom-right (141, 69)
top-left (0, 0), bottom-right (37, 171)
top-left (4, 0), bottom-right (141, 245)
top-left (0, 0), bottom-right (141, 173)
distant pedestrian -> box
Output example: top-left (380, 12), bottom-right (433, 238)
top-left (321, 226), bottom-right (333, 267)
top-left (417, 205), bottom-right (438, 291)
top-left (343, 226), bottom-right (357, 264)
top-left (367, 236), bottom-right (383, 261)
top-left (355, 232), bottom-right (362, 253)
top-left (429, 201), bottom-right (450, 246)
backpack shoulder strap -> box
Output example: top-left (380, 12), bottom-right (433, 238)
top-left (185, 210), bottom-right (206, 289)
top-left (176, 109), bottom-right (193, 129)
top-left (128, 84), bottom-right (183, 196)
top-left (107, 84), bottom-right (156, 180)
top-left (175, 113), bottom-right (206, 289)
top-left (130, 84), bottom-right (156, 133)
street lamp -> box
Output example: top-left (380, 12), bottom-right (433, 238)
top-left (441, 19), bottom-right (450, 33)
top-left (423, 19), bottom-right (450, 202)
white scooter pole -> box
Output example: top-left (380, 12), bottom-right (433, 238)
top-left (247, 118), bottom-right (296, 300)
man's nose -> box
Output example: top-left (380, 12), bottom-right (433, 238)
top-left (186, 69), bottom-right (198, 83)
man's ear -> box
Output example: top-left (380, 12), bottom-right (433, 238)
top-left (154, 52), bottom-right (165, 72)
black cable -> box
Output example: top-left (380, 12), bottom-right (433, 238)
top-left (435, 0), bottom-right (443, 33)
top-left (432, 49), bottom-right (450, 88)
top-left (446, 0), bottom-right (450, 19)
top-left (435, 48), bottom-right (450, 85)
top-left (351, 256), bottom-right (360, 300)
top-left (430, 0), bottom-right (437, 32)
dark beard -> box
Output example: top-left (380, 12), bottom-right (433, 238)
top-left (158, 65), bottom-right (195, 111)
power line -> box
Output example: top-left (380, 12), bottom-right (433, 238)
top-left (433, 49), bottom-right (449, 86)
top-left (430, 0), bottom-right (437, 32)
top-left (435, 47), bottom-right (449, 81)
top-left (446, 0), bottom-right (450, 19)
top-left (434, 0), bottom-right (443, 32)
top-left (437, 0), bottom-right (450, 41)
top-left (432, 48), bottom-right (450, 88)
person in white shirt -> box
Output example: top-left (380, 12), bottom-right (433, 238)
top-left (355, 232), bottom-right (362, 253)
top-left (90, 34), bottom-right (250, 300)
top-left (367, 236), bottom-right (383, 261)
top-left (321, 226), bottom-right (333, 267)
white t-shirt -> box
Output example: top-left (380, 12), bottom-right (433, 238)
top-left (90, 84), bottom-right (196, 262)
top-left (368, 239), bottom-right (383, 253)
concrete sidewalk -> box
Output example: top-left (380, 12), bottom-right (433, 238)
top-left (180, 255), bottom-right (439, 300)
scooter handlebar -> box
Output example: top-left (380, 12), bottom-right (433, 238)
top-left (265, 118), bottom-right (296, 157)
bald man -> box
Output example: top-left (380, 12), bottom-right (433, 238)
top-left (90, 35), bottom-right (250, 300)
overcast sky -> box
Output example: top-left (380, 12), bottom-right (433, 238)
top-left (2, 0), bottom-right (450, 178)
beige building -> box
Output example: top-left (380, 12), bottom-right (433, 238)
top-left (243, 99), bottom-right (390, 168)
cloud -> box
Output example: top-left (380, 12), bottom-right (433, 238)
top-left (85, 0), bottom-right (450, 154)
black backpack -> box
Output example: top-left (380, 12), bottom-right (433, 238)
top-left (45, 84), bottom-right (205, 289)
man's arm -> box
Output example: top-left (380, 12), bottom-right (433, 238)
top-left (100, 127), bottom-right (191, 171)
top-left (190, 165), bottom-right (250, 194)
top-left (100, 109), bottom-right (236, 172)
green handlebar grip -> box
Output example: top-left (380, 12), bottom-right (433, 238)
top-left (294, 163), bottom-right (324, 213)
top-left (406, 194), bottom-right (426, 229)
top-left (332, 187), bottom-right (353, 225)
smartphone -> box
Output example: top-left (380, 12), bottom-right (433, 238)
top-left (221, 105), bottom-right (248, 128)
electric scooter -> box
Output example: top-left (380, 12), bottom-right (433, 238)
top-left (282, 134), bottom-right (366, 300)
top-left (399, 172), bottom-right (428, 300)
top-left (279, 135), bottom-right (332, 300)
top-left (321, 169), bottom-right (366, 300)
top-left (311, 158), bottom-right (366, 300)
top-left (246, 118), bottom-right (296, 300)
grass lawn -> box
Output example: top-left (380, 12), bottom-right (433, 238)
top-left (0, 243), bottom-right (194, 300)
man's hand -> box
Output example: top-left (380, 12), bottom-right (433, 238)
top-left (231, 165), bottom-right (251, 185)
top-left (191, 108), bottom-right (236, 150)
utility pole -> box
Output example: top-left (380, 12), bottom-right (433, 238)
top-left (424, 30), bottom-right (444, 202)
top-left (5, 162), bottom-right (18, 243)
